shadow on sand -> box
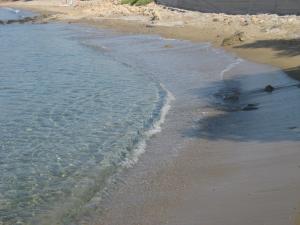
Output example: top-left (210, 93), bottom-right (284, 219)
top-left (235, 38), bottom-right (300, 57)
top-left (235, 38), bottom-right (300, 81)
top-left (283, 66), bottom-right (300, 81)
top-left (183, 70), bottom-right (300, 142)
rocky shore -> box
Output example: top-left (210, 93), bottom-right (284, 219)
top-left (0, 14), bottom-right (50, 24)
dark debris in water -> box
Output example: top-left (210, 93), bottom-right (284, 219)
top-left (214, 88), bottom-right (241, 102)
top-left (264, 84), bottom-right (275, 92)
top-left (242, 103), bottom-right (259, 111)
top-left (0, 15), bottom-right (49, 25)
top-left (288, 126), bottom-right (298, 130)
top-left (213, 88), bottom-right (260, 112)
top-left (212, 81), bottom-right (300, 113)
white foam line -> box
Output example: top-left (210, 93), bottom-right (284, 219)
top-left (220, 58), bottom-right (244, 80)
top-left (122, 83), bottom-right (175, 168)
top-left (4, 7), bottom-right (20, 14)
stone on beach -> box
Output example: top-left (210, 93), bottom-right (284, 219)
top-left (222, 31), bottom-right (246, 46)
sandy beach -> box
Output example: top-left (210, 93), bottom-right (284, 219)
top-left (1, 1), bottom-right (299, 225)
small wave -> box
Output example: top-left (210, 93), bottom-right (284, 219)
top-left (3, 7), bottom-right (20, 14)
top-left (220, 58), bottom-right (244, 80)
top-left (122, 83), bottom-right (175, 168)
top-left (80, 41), bottom-right (111, 52)
top-left (160, 37), bottom-right (177, 41)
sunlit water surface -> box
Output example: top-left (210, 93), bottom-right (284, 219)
top-left (0, 8), bottom-right (165, 224)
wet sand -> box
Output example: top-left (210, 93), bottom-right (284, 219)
top-left (1, 1), bottom-right (300, 225)
top-left (94, 53), bottom-right (300, 225)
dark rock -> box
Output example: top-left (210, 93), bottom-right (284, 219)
top-left (2, 16), bottom-right (41, 25)
top-left (264, 85), bottom-right (275, 92)
top-left (150, 12), bottom-right (159, 21)
top-left (6, 19), bottom-right (18, 24)
top-left (222, 90), bottom-right (240, 102)
top-left (242, 103), bottom-right (259, 111)
top-left (23, 17), bottom-right (34, 22)
top-left (0, 20), bottom-right (4, 25)
top-left (288, 126), bottom-right (297, 130)
top-left (223, 94), bottom-right (239, 101)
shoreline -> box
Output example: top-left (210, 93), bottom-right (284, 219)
top-left (0, 0), bottom-right (299, 81)
top-left (1, 2), bottom-right (300, 225)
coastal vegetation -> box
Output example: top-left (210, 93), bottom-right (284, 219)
top-left (121, 0), bottom-right (153, 6)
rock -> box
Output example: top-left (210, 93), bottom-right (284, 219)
top-left (264, 85), bottom-right (275, 92)
top-left (4, 16), bottom-right (37, 25)
top-left (145, 24), bottom-right (154, 28)
top-left (239, 18), bottom-right (249, 26)
top-left (287, 17), bottom-right (296, 23)
top-left (222, 31), bottom-right (245, 46)
top-left (24, 17), bottom-right (35, 22)
top-left (0, 20), bottom-right (4, 25)
top-left (223, 93), bottom-right (239, 102)
top-left (6, 19), bottom-right (18, 24)
top-left (242, 103), bottom-right (259, 111)
top-left (164, 44), bottom-right (173, 48)
top-left (150, 12), bottom-right (159, 21)
top-left (251, 16), bottom-right (264, 25)
top-left (251, 16), bottom-right (259, 24)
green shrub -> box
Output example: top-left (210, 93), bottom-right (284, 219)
top-left (121, 0), bottom-right (137, 5)
top-left (135, 0), bottom-right (153, 6)
top-left (121, 0), bottom-right (153, 6)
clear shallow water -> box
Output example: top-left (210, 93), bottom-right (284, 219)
top-left (0, 8), bottom-right (166, 224)
top-left (0, 7), bottom-right (35, 21)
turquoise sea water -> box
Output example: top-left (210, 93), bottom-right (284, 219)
top-left (0, 8), bottom-right (167, 224)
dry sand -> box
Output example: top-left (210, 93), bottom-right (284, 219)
top-left (1, 1), bottom-right (300, 225)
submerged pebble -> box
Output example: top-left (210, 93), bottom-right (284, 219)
top-left (242, 103), bottom-right (259, 111)
top-left (264, 84), bottom-right (275, 92)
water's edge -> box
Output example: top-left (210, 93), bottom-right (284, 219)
top-left (1, 7), bottom-right (299, 225)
